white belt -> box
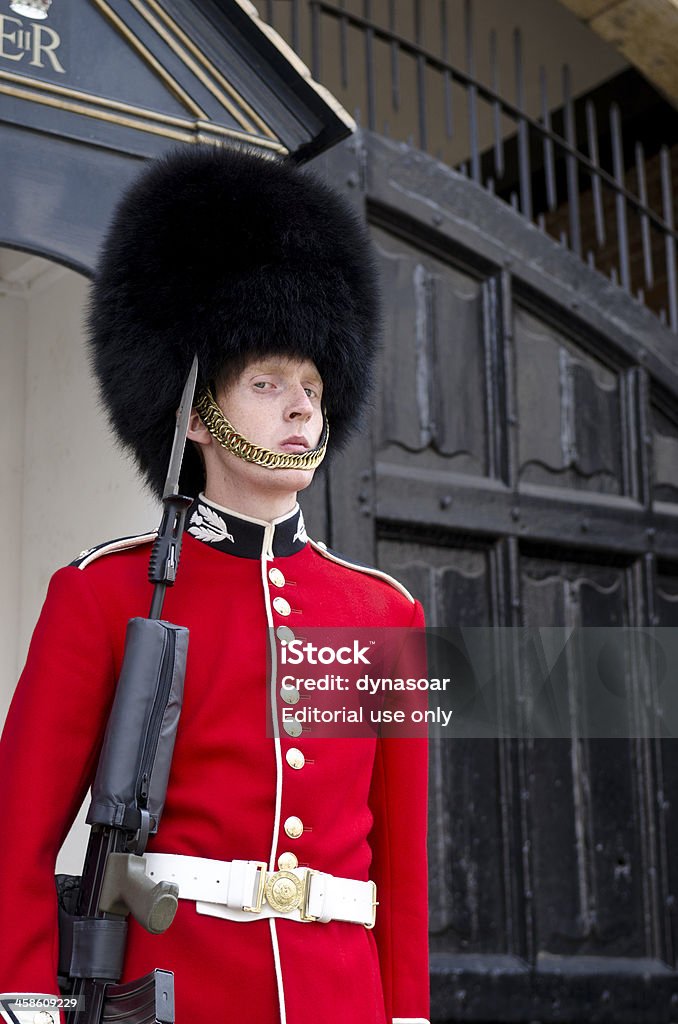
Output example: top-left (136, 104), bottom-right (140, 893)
top-left (143, 853), bottom-right (377, 928)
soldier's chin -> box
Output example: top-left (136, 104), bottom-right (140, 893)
top-left (269, 465), bottom-right (317, 490)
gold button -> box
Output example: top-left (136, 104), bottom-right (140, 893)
top-left (281, 685), bottom-right (300, 705)
top-left (284, 815), bottom-right (304, 839)
top-left (278, 851), bottom-right (299, 871)
top-left (283, 718), bottom-right (302, 738)
top-left (286, 747), bottom-right (305, 770)
top-left (273, 597), bottom-right (291, 616)
top-left (276, 626), bottom-right (295, 643)
top-left (269, 568), bottom-right (286, 588)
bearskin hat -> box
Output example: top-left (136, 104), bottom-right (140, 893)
top-left (88, 144), bottom-right (380, 498)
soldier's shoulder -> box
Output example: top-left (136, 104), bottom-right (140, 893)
top-left (308, 538), bottom-right (415, 603)
top-left (69, 531), bottom-right (157, 569)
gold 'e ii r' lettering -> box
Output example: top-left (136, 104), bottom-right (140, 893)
top-left (30, 24), bottom-right (64, 73)
top-left (0, 15), bottom-right (65, 74)
top-left (0, 14), bottom-right (23, 61)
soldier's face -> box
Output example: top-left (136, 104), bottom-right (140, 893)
top-left (194, 355), bottom-right (325, 511)
top-left (216, 355), bottom-right (324, 459)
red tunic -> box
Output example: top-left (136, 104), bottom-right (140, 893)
top-left (0, 499), bottom-right (429, 1023)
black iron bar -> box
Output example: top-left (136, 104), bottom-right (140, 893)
top-left (313, 2), bottom-right (672, 235)
top-left (292, 0), bottom-right (300, 54)
top-left (310, 0), bottom-right (321, 79)
top-left (491, 30), bottom-right (504, 180)
top-left (363, 0), bottom-right (376, 131)
top-left (514, 29), bottom-right (532, 220)
top-left (415, 0), bottom-right (427, 151)
top-left (465, 0), bottom-right (480, 183)
top-left (563, 65), bottom-right (581, 257)
top-left (660, 146), bottom-right (678, 331)
top-left (635, 141), bottom-right (654, 288)
top-left (309, 0), bottom-right (678, 329)
top-left (389, 0), bottom-right (400, 112)
top-left (610, 103), bottom-right (631, 292)
top-left (585, 100), bottom-right (606, 247)
top-left (539, 66), bottom-right (556, 211)
top-left (339, 0), bottom-right (348, 91)
top-left (440, 0), bottom-right (453, 139)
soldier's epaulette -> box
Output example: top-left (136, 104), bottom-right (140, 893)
top-left (70, 532), bottom-right (157, 569)
top-left (308, 538), bottom-right (415, 603)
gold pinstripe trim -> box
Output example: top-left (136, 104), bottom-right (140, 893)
top-left (0, 69), bottom-right (199, 127)
top-left (3, 1), bottom-right (289, 153)
top-left (0, 74), bottom-right (286, 149)
top-left (90, 0), bottom-right (206, 118)
top-left (137, 0), bottom-right (277, 140)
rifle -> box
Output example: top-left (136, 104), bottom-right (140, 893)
top-left (57, 357), bottom-right (199, 1024)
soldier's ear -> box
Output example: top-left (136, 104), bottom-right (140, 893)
top-left (186, 408), bottom-right (211, 447)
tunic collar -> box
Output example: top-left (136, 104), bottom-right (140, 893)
top-left (185, 493), bottom-right (308, 560)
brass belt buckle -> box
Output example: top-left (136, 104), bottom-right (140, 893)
top-left (365, 880), bottom-right (378, 929)
top-left (243, 861), bottom-right (268, 914)
top-left (264, 869), bottom-right (306, 915)
top-left (299, 869), bottom-right (318, 922)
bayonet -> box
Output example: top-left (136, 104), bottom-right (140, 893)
top-left (149, 356), bottom-right (199, 618)
top-left (163, 355), bottom-right (199, 500)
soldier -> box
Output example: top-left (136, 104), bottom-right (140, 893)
top-left (0, 146), bottom-right (429, 1024)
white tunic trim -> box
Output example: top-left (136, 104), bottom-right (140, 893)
top-left (74, 532), bottom-right (157, 570)
top-left (308, 539), bottom-right (415, 604)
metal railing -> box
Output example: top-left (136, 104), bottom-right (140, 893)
top-left (259, 0), bottom-right (678, 333)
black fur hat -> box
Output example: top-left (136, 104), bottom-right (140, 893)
top-left (88, 145), bottom-right (380, 498)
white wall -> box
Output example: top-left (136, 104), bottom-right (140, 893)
top-left (0, 272), bottom-right (27, 724)
top-left (0, 250), bottom-right (158, 870)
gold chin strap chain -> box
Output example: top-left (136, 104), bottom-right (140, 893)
top-left (195, 387), bottom-right (329, 470)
